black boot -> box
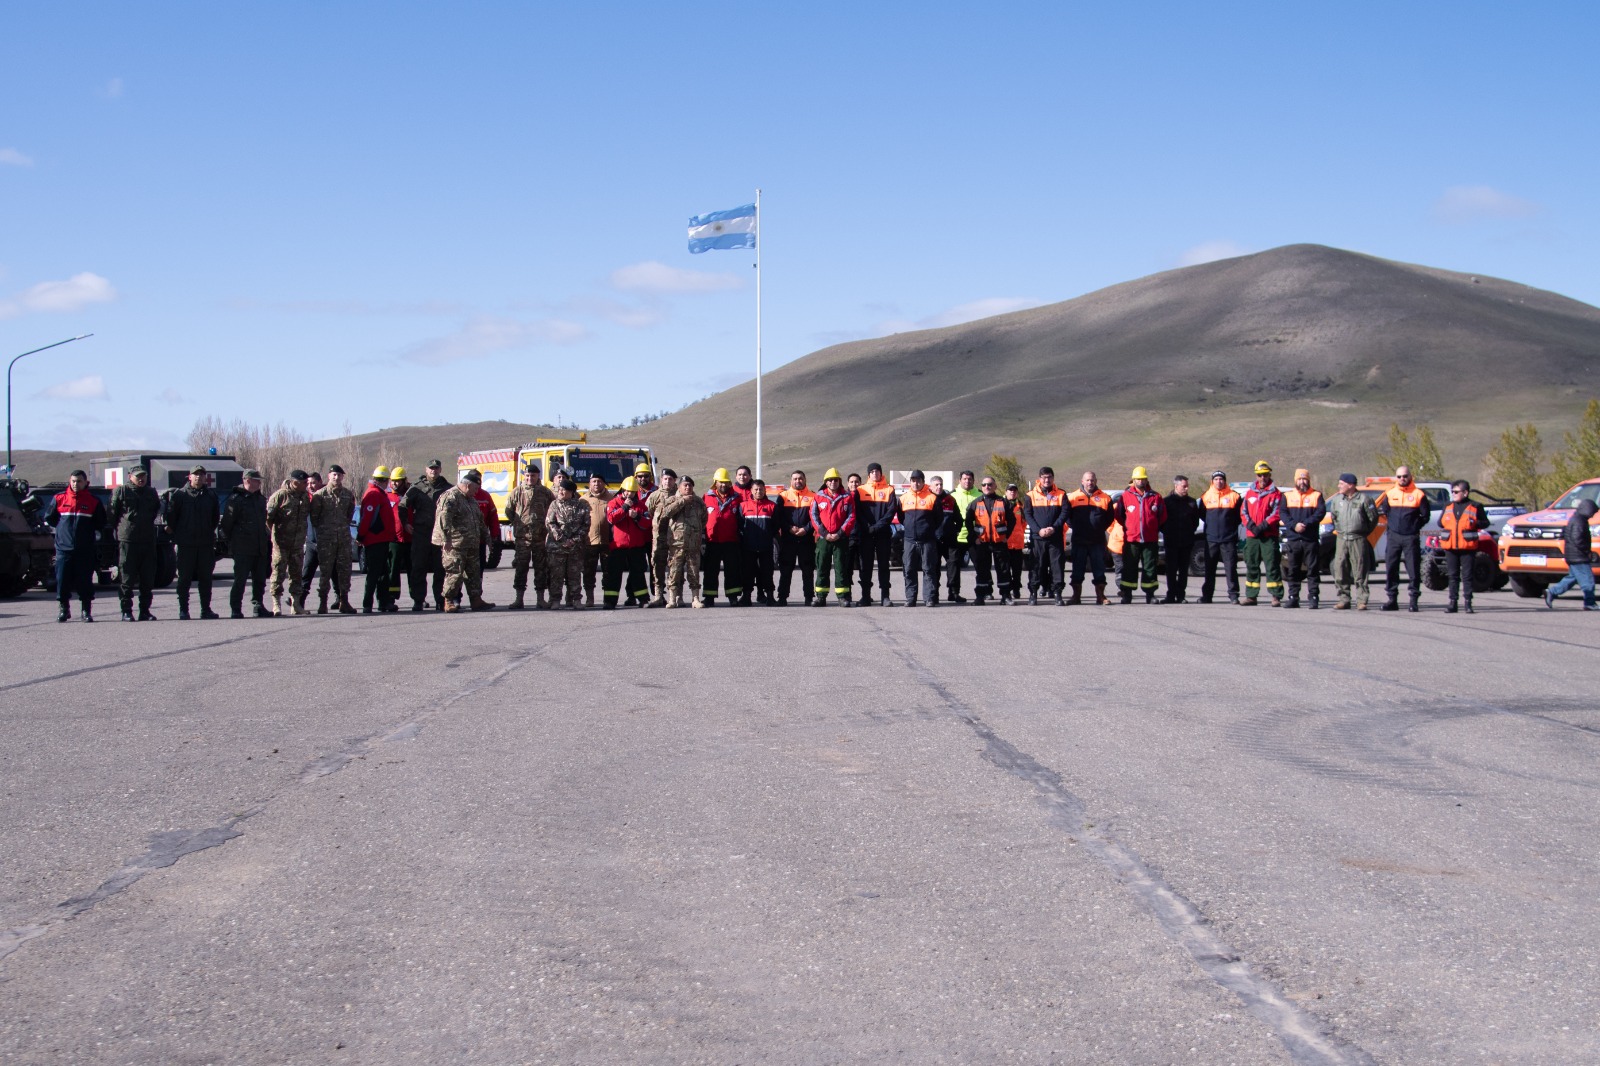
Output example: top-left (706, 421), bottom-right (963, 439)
top-left (58, 602), bottom-right (71, 622)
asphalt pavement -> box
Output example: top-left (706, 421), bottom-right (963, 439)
top-left (1, 570), bottom-right (1597, 1064)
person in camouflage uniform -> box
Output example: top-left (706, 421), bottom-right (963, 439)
top-left (434, 470), bottom-right (495, 612)
top-left (658, 475), bottom-right (708, 608)
top-left (545, 477), bottom-right (591, 609)
top-left (106, 465), bottom-right (162, 621)
top-left (308, 464), bottom-right (358, 614)
top-left (506, 462), bottom-right (556, 610)
top-left (643, 467), bottom-right (679, 607)
top-left (406, 459), bottom-right (451, 610)
top-left (265, 469), bottom-right (311, 615)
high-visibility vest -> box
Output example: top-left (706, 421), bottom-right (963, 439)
top-left (1438, 502), bottom-right (1486, 550)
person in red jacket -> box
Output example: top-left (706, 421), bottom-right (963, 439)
top-left (358, 466), bottom-right (399, 613)
top-left (603, 477), bottom-right (652, 608)
top-left (1112, 466), bottom-right (1166, 604)
top-left (810, 468), bottom-right (856, 606)
top-left (702, 468), bottom-right (745, 606)
top-left (739, 479), bottom-right (779, 605)
top-left (1240, 460), bottom-right (1285, 606)
top-left (49, 469), bottom-right (107, 622)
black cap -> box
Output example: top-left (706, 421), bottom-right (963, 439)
top-left (867, 462), bottom-right (883, 473)
top-left (1339, 472), bottom-right (1358, 485)
top-left (289, 469), bottom-right (308, 481)
top-left (662, 468), bottom-right (677, 478)
top-left (462, 470), bottom-right (481, 484)
top-left (328, 464), bottom-right (345, 475)
top-left (910, 469), bottom-right (925, 481)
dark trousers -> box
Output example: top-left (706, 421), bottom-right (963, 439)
top-left (1119, 542), bottom-right (1159, 598)
top-left (1283, 539), bottom-right (1321, 602)
top-left (1006, 547), bottom-right (1026, 598)
top-left (1201, 540), bottom-right (1239, 602)
top-left (389, 540), bottom-right (410, 603)
top-left (411, 543), bottom-right (442, 606)
top-left (946, 543), bottom-right (971, 596)
top-left (903, 540), bottom-right (938, 604)
top-left (746, 545), bottom-right (774, 601)
top-left (778, 536), bottom-right (815, 603)
top-left (118, 541), bottom-right (156, 614)
top-left (55, 548), bottom-right (97, 606)
top-left (702, 541), bottom-right (744, 602)
top-left (858, 530), bottom-right (894, 600)
top-left (1164, 538), bottom-right (1194, 602)
top-left (1385, 533), bottom-right (1422, 602)
top-left (1032, 538), bottom-right (1064, 593)
top-left (582, 544), bottom-right (605, 596)
top-left (970, 542), bottom-right (1010, 601)
top-left (363, 542), bottom-right (394, 609)
top-left (230, 551), bottom-right (269, 612)
top-left (176, 543), bottom-right (216, 609)
top-left (1444, 548), bottom-right (1477, 606)
top-left (1069, 540), bottom-right (1105, 587)
top-left (603, 546), bottom-right (649, 606)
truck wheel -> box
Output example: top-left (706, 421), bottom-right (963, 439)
top-left (1188, 543), bottom-right (1207, 577)
top-left (1470, 554), bottom-right (1497, 594)
top-left (1422, 554), bottom-right (1449, 592)
top-left (1508, 574), bottom-right (1548, 598)
top-left (485, 539), bottom-right (503, 570)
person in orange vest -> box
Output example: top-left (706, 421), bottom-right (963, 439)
top-left (1112, 466), bottom-right (1165, 604)
top-left (1199, 471), bottom-right (1242, 604)
top-left (855, 463), bottom-right (899, 606)
top-left (1003, 483), bottom-right (1027, 600)
top-left (777, 470), bottom-right (817, 606)
top-left (1438, 479), bottom-right (1489, 613)
top-left (702, 468), bottom-right (745, 606)
top-left (810, 469), bottom-right (856, 606)
top-left (899, 470), bottom-right (942, 607)
top-left (1281, 468), bottom-right (1327, 609)
top-left (963, 475), bottom-right (1014, 604)
top-left (1022, 466), bottom-right (1067, 605)
top-left (1241, 460), bottom-right (1285, 606)
top-left (1066, 471), bottom-right (1114, 605)
top-left (1375, 465), bottom-right (1432, 612)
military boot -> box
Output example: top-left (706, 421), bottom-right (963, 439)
top-left (469, 593), bottom-right (496, 611)
top-left (271, 595), bottom-right (283, 617)
top-left (1028, 589), bottom-right (1038, 606)
top-left (536, 591), bottom-right (550, 610)
top-left (1464, 595), bottom-right (1474, 614)
top-left (585, 589), bottom-right (595, 607)
top-left (691, 586), bottom-right (706, 608)
top-left (1095, 584), bottom-right (1111, 606)
top-left (1308, 593), bottom-right (1319, 610)
top-left (82, 603), bottom-right (94, 623)
top-left (292, 595), bottom-right (307, 616)
top-left (509, 589), bottom-right (526, 610)
top-left (441, 600), bottom-right (460, 613)
top-left (1380, 596), bottom-right (1399, 612)
top-left (253, 601), bottom-right (271, 618)
top-left (1284, 592), bottom-right (1300, 609)
top-left (1068, 583), bottom-right (1083, 606)
top-left (317, 593), bottom-right (328, 615)
top-left (664, 592), bottom-right (679, 609)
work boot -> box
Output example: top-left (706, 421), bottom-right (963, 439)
top-left (1308, 595), bottom-right (1319, 610)
top-left (1464, 598), bottom-right (1474, 614)
top-left (200, 607), bottom-right (221, 620)
top-left (647, 595), bottom-right (666, 608)
top-left (58, 603), bottom-right (71, 623)
top-left (1380, 599), bottom-right (1399, 612)
top-left (665, 593), bottom-right (679, 609)
top-left (231, 607), bottom-right (245, 619)
top-left (536, 591), bottom-right (550, 610)
top-left (1445, 601), bottom-right (1458, 614)
top-left (1285, 594), bottom-right (1299, 609)
top-left (178, 605), bottom-right (191, 620)
top-left (1055, 592), bottom-right (1066, 606)
top-left (1145, 592), bottom-right (1156, 604)
top-left (469, 594), bottom-right (496, 611)
top-left (880, 593), bottom-right (892, 607)
top-left (1095, 585), bottom-right (1111, 606)
top-left (1000, 596), bottom-right (1012, 606)
top-left (82, 605), bottom-right (93, 623)
top-left (254, 601), bottom-right (271, 618)
top-left (411, 600), bottom-right (425, 612)
top-left (1028, 590), bottom-right (1038, 606)
top-left (842, 595), bottom-right (854, 608)
top-left (509, 589), bottom-right (526, 610)
top-left (138, 608), bottom-right (157, 621)
top-left (812, 594), bottom-right (827, 607)
top-left (1334, 601), bottom-right (1350, 610)
top-left (1357, 602), bottom-right (1369, 611)
top-left (441, 600), bottom-right (460, 613)
top-left (1119, 590), bottom-right (1133, 605)
top-left (121, 609), bottom-right (135, 622)
top-left (1242, 597), bottom-right (1257, 606)
top-left (270, 595), bottom-right (282, 617)
top-left (1408, 598), bottom-right (1420, 613)
top-left (691, 587), bottom-right (705, 608)
top-left (585, 589), bottom-right (595, 607)
top-left (1271, 597), bottom-right (1283, 607)
top-left (317, 593), bottom-right (328, 615)
top-left (1069, 584), bottom-right (1083, 606)
top-left (950, 593), bottom-right (967, 604)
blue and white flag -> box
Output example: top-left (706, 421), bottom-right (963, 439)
top-left (687, 202), bottom-right (756, 254)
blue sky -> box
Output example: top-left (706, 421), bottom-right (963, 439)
top-left (3, 2), bottom-right (1595, 452)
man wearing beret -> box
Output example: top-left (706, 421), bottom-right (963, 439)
top-left (1327, 473), bottom-right (1381, 610)
top-left (106, 465), bottom-right (162, 620)
top-left (266, 468), bottom-right (312, 615)
top-left (166, 465), bottom-right (222, 620)
top-left (221, 469), bottom-right (272, 618)
top-left (309, 464), bottom-right (358, 614)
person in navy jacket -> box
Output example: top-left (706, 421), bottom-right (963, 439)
top-left (50, 469), bottom-right (106, 622)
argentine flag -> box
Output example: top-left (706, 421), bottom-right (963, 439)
top-left (688, 203), bottom-right (756, 254)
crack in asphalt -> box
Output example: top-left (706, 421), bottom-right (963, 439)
top-left (868, 619), bottom-right (1378, 1066)
top-left (0, 639), bottom-right (557, 966)
top-left (0, 630), bottom-right (285, 694)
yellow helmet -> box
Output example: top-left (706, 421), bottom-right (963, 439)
top-left (1254, 460), bottom-right (1272, 475)
top-left (389, 466), bottom-right (406, 480)
top-left (1131, 466), bottom-right (1149, 481)
top-left (634, 462), bottom-right (652, 476)
top-left (823, 467), bottom-right (842, 481)
top-left (372, 465), bottom-right (390, 480)
top-left (620, 476), bottom-right (637, 492)
top-left (713, 467), bottom-right (731, 484)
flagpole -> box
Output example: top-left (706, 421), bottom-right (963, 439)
top-left (754, 187), bottom-right (763, 480)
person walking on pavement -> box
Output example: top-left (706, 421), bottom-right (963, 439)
top-left (265, 469), bottom-right (311, 615)
top-left (1112, 467), bottom-right (1165, 604)
top-left (580, 474), bottom-right (612, 608)
top-left (964, 475), bottom-right (1013, 605)
top-left (167, 464), bottom-right (222, 620)
top-left (946, 470), bottom-right (982, 603)
top-left (507, 462), bottom-right (556, 610)
top-left (1066, 471), bottom-right (1114, 606)
top-left (777, 470), bottom-right (817, 606)
top-left (358, 467), bottom-right (399, 613)
top-left (1023, 467), bottom-right (1068, 605)
top-left (309, 465), bottom-right (358, 614)
top-left (1543, 499), bottom-right (1598, 610)
top-left (702, 469), bottom-right (745, 606)
top-left (544, 478), bottom-right (591, 610)
top-left (1327, 473), bottom-right (1380, 610)
top-left (300, 470), bottom-right (323, 593)
top-left (740, 479), bottom-right (779, 605)
top-left (221, 469), bottom-right (272, 618)
top-left (1439, 479), bottom-right (1490, 614)
top-left (435, 470), bottom-right (495, 612)
top-left (1376, 465), bottom-right (1432, 612)
top-left (1241, 461), bottom-right (1286, 606)
top-left (1281, 469), bottom-right (1327, 609)
top-left (899, 470), bottom-right (941, 607)
top-left (603, 476), bottom-right (652, 608)
top-left (1161, 475), bottom-right (1200, 604)
top-left (49, 469), bottom-right (106, 622)
top-left (107, 465), bottom-right (161, 621)
top-left (406, 461), bottom-right (450, 610)
top-left (644, 468), bottom-right (679, 607)
top-left (659, 476), bottom-right (709, 608)
top-left (1199, 471), bottom-right (1242, 604)
top-left (811, 469), bottom-right (856, 606)
top-left (856, 463), bottom-right (898, 607)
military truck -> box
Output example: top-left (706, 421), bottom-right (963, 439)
top-left (91, 453), bottom-right (245, 494)
top-left (0, 477), bottom-right (55, 597)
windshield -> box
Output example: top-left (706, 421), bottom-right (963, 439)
top-left (566, 450), bottom-right (648, 488)
top-left (1552, 483), bottom-right (1600, 510)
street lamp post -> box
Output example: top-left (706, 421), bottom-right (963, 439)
top-left (6, 334), bottom-right (94, 475)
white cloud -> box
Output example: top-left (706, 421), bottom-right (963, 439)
top-left (104, 77), bottom-right (124, 99)
top-left (610, 261), bottom-right (743, 294)
top-left (1179, 240), bottom-right (1250, 266)
top-left (37, 374), bottom-right (109, 401)
top-left (0, 272), bottom-right (118, 319)
top-left (156, 388), bottom-right (190, 405)
top-left (0, 148), bottom-right (33, 167)
top-left (875, 296), bottom-right (1043, 335)
top-left (561, 295), bottom-right (667, 329)
top-left (399, 316), bottom-right (589, 365)
top-left (1433, 185), bottom-right (1539, 224)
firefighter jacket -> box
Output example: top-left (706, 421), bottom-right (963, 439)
top-left (387, 488), bottom-right (411, 544)
top-left (855, 478), bottom-right (899, 536)
top-left (703, 490), bottom-right (743, 544)
top-left (1112, 487), bottom-right (1165, 544)
top-left (1281, 488), bottom-right (1327, 544)
top-left (949, 486), bottom-right (982, 544)
top-left (1562, 500), bottom-right (1597, 564)
top-left (739, 493), bottom-right (778, 553)
top-left (1241, 481), bottom-right (1285, 539)
top-left (1162, 492), bottom-right (1201, 545)
top-left (471, 486), bottom-right (502, 544)
top-left (166, 484), bottom-right (220, 548)
top-left (1438, 500), bottom-right (1488, 551)
top-left (1065, 487), bottom-right (1113, 546)
top-left (965, 493), bottom-right (1012, 545)
top-left (605, 493), bottom-right (652, 550)
top-left (107, 483), bottom-right (160, 545)
top-left (779, 486), bottom-right (817, 539)
top-left (811, 487), bottom-right (856, 539)
top-left (1376, 484), bottom-right (1432, 538)
top-left (1201, 486), bottom-right (1242, 544)
top-left (1005, 498), bottom-right (1026, 550)
top-left (220, 487), bottom-right (271, 557)
top-left (50, 488), bottom-right (105, 553)
top-left (731, 483), bottom-right (756, 504)
top-left (358, 483), bottom-right (399, 546)
top-left (898, 485), bottom-right (942, 543)
top-left (1022, 483), bottom-right (1068, 544)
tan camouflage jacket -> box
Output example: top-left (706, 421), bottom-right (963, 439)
top-left (507, 484), bottom-right (556, 545)
top-left (432, 487), bottom-right (486, 549)
top-left (658, 493), bottom-right (708, 548)
top-left (265, 482), bottom-right (311, 550)
top-left (545, 497), bottom-right (591, 552)
top-left (309, 484), bottom-right (356, 537)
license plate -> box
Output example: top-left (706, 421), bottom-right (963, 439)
top-left (1523, 556), bottom-right (1547, 566)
